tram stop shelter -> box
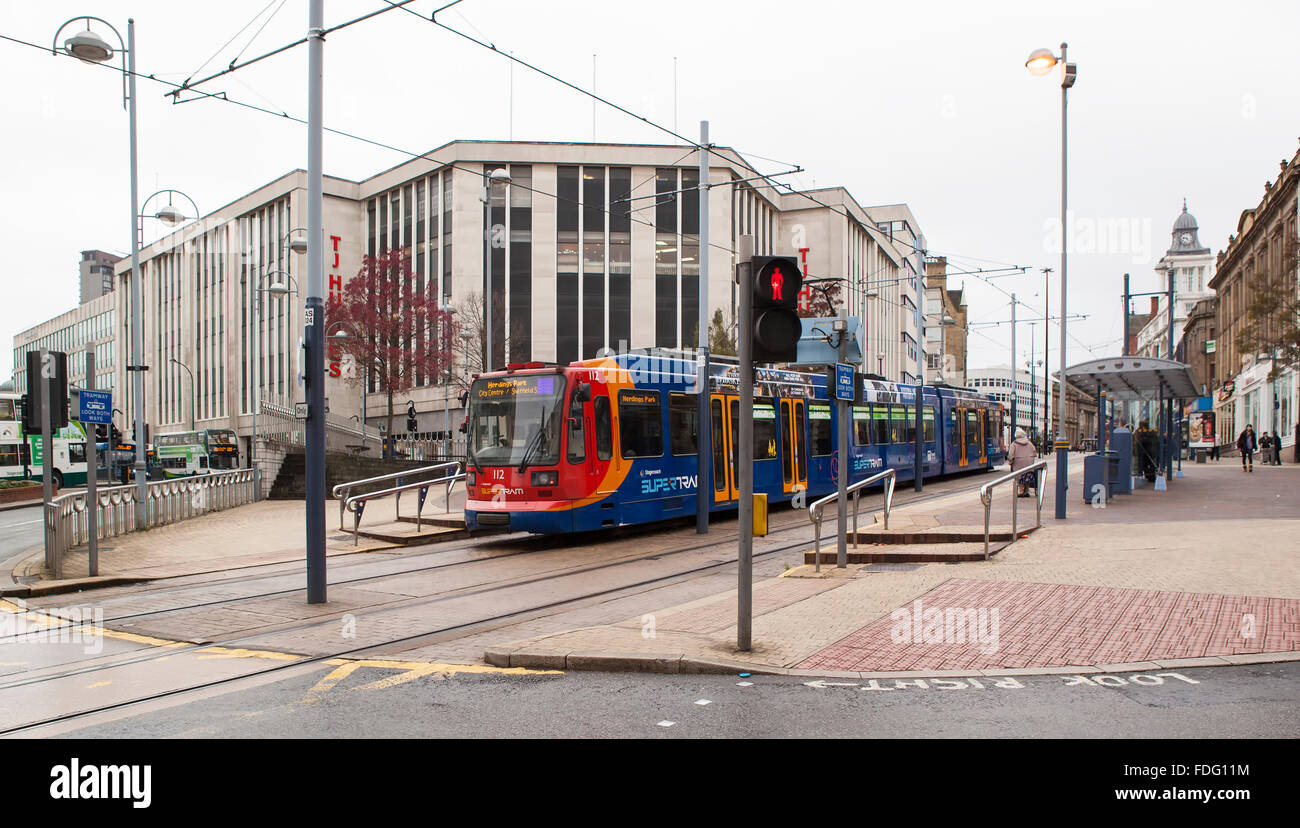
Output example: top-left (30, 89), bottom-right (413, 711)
top-left (1059, 356), bottom-right (1201, 502)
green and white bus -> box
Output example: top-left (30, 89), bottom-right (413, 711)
top-left (0, 392), bottom-right (90, 490)
top-left (155, 429), bottom-right (240, 477)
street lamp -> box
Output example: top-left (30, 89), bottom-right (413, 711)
top-left (460, 329), bottom-right (474, 458)
top-left (141, 190), bottom-right (200, 231)
top-left (250, 271), bottom-right (298, 498)
top-left (482, 168), bottom-right (511, 372)
top-left (1027, 41), bottom-right (1077, 519)
top-left (169, 358), bottom-right (195, 431)
top-left (53, 14), bottom-right (151, 522)
top-left (326, 324), bottom-right (362, 449)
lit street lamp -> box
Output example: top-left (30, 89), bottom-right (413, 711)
top-left (1027, 42), bottom-right (1078, 519)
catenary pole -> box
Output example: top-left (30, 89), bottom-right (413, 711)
top-left (696, 121), bottom-right (711, 533)
top-left (86, 350), bottom-right (99, 577)
top-left (304, 0), bottom-right (327, 603)
top-left (837, 279), bottom-right (849, 569)
top-left (1054, 42), bottom-right (1070, 520)
top-left (127, 19), bottom-right (147, 525)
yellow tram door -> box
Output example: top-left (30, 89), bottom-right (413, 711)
top-left (780, 398), bottom-right (807, 495)
top-left (710, 394), bottom-right (737, 503)
top-left (956, 407), bottom-right (969, 467)
top-left (977, 409), bottom-right (988, 465)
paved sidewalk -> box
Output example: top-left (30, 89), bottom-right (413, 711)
top-left (485, 460), bottom-right (1300, 676)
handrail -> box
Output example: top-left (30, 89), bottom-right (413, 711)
top-left (980, 459), bottom-right (1048, 559)
top-left (333, 461), bottom-right (461, 530)
top-left (808, 468), bottom-right (896, 571)
top-left (344, 468), bottom-right (465, 545)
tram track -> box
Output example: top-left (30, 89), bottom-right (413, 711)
top-left (0, 473), bottom-right (1000, 734)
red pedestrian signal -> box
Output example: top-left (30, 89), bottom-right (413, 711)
top-left (750, 256), bottom-right (803, 363)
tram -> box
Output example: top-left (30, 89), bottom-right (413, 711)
top-left (463, 352), bottom-right (1006, 534)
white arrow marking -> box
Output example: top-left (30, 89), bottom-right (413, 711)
top-left (803, 679), bottom-right (860, 689)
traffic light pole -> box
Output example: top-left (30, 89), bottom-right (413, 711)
top-left (836, 303), bottom-right (848, 569)
top-left (736, 234), bottom-right (754, 652)
top-left (86, 350), bottom-right (98, 577)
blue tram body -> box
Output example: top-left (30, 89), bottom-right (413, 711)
top-left (464, 353), bottom-right (1006, 534)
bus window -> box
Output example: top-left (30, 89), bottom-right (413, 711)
top-left (0, 399), bottom-right (14, 420)
top-left (68, 443), bottom-right (86, 465)
top-left (809, 404), bottom-right (833, 456)
top-left (852, 406), bottom-right (871, 446)
top-left (0, 444), bottom-right (21, 467)
top-left (669, 393), bottom-right (699, 456)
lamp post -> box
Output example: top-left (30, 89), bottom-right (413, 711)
top-left (460, 329), bottom-right (474, 459)
top-left (252, 272), bottom-right (298, 498)
top-left (53, 15), bottom-right (151, 522)
top-left (169, 358), bottom-right (195, 431)
top-left (482, 168), bottom-right (511, 372)
top-left (1027, 42), bottom-right (1077, 519)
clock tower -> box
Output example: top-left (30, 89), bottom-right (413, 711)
top-left (1136, 200), bottom-right (1216, 360)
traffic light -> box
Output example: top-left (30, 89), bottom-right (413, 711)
top-left (750, 256), bottom-right (803, 363)
top-left (22, 350), bottom-right (68, 433)
top-left (406, 401), bottom-right (418, 433)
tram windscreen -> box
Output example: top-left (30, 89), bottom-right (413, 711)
top-left (468, 375), bottom-right (565, 468)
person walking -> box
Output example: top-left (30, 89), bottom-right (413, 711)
top-left (1135, 419), bottom-right (1158, 482)
top-left (1009, 427), bottom-right (1037, 497)
top-left (1237, 424), bottom-right (1257, 472)
top-left (1260, 432), bottom-right (1272, 465)
top-left (1273, 431), bottom-right (1284, 465)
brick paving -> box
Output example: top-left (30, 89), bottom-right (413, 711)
top-left (487, 460), bottom-right (1300, 673)
top-left (794, 579), bottom-right (1299, 672)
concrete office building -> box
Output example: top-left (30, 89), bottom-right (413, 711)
top-left (88, 140), bottom-right (928, 459)
top-left (79, 250), bottom-right (124, 305)
top-left (12, 292), bottom-right (117, 399)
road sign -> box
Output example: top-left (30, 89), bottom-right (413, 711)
top-left (835, 363), bottom-right (856, 402)
top-left (78, 389), bottom-right (113, 424)
top-left (295, 402), bottom-right (309, 420)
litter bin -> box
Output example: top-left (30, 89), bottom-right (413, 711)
top-left (1083, 451), bottom-right (1119, 504)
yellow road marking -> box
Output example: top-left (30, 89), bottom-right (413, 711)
top-left (0, 600), bottom-right (24, 614)
top-left (196, 646), bottom-right (301, 662)
top-left (87, 680), bottom-right (111, 689)
top-left (303, 658), bottom-right (560, 703)
top-left (0, 661), bottom-right (27, 666)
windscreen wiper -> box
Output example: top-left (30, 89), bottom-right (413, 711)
top-left (517, 420), bottom-right (549, 472)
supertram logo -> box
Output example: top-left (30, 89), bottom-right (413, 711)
top-left (639, 474), bottom-right (698, 495)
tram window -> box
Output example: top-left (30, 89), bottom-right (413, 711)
top-left (872, 405), bottom-right (891, 445)
top-left (965, 410), bottom-right (979, 448)
top-left (618, 390), bottom-right (662, 458)
top-left (923, 406), bottom-right (936, 442)
top-left (793, 400), bottom-right (806, 481)
top-left (852, 406), bottom-right (871, 446)
top-left (567, 397), bottom-right (586, 464)
top-left (668, 393), bottom-right (699, 456)
top-left (594, 396), bottom-right (613, 461)
top-left (891, 405), bottom-right (911, 444)
top-left (68, 443), bottom-right (86, 465)
top-left (809, 404), bottom-right (833, 456)
top-left (752, 399), bottom-right (778, 459)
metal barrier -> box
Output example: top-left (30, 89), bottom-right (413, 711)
top-left (44, 469), bottom-right (256, 570)
top-left (979, 460), bottom-right (1048, 559)
top-left (332, 461), bottom-right (462, 530)
top-left (343, 465), bottom-right (465, 545)
top-left (808, 468), bottom-right (896, 571)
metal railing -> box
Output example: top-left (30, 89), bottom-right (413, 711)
top-left (979, 459), bottom-right (1048, 559)
top-left (332, 461), bottom-right (462, 530)
top-left (342, 466), bottom-right (465, 545)
top-left (44, 469), bottom-right (255, 572)
top-left (808, 468), bottom-right (896, 571)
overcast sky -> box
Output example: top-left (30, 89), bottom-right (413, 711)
top-left (4, 0), bottom-right (1298, 382)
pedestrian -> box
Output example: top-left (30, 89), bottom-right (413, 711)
top-left (1135, 419), bottom-right (1158, 482)
top-left (1008, 427), bottom-right (1037, 497)
top-left (1260, 432), bottom-right (1272, 465)
top-left (1273, 432), bottom-right (1284, 466)
top-left (1236, 424), bottom-right (1257, 472)
top-left (1210, 441), bottom-right (1220, 462)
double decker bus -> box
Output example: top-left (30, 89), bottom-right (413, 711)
top-left (154, 429), bottom-right (240, 477)
top-left (0, 392), bottom-right (90, 490)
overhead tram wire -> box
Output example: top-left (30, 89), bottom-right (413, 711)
top-left (6, 24), bottom-right (1027, 283)
top-left (182, 0), bottom-right (283, 87)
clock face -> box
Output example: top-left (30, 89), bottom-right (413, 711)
top-left (1180, 233), bottom-right (1192, 245)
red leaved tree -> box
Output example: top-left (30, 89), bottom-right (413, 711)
top-left (797, 280), bottom-right (843, 318)
top-left (327, 250), bottom-right (457, 446)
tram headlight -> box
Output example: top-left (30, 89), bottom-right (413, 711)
top-left (530, 470), bottom-right (558, 487)
top-left (467, 469), bottom-right (476, 486)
